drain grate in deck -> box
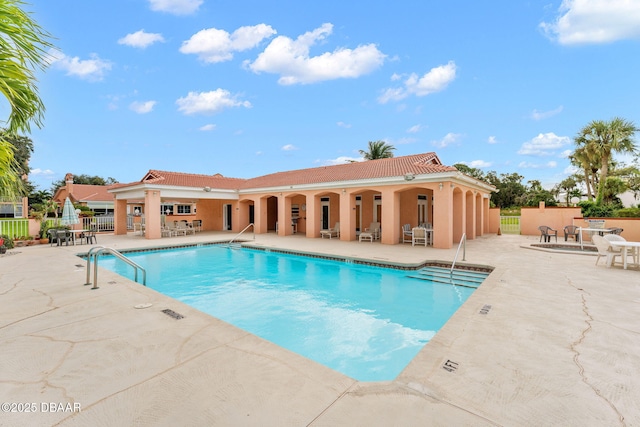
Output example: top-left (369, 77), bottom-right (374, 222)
top-left (161, 309), bottom-right (184, 320)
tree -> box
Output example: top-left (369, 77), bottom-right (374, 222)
top-left (554, 176), bottom-right (578, 206)
top-left (575, 118), bottom-right (638, 205)
top-left (0, 1), bottom-right (53, 198)
top-left (453, 163), bottom-right (486, 180)
top-left (485, 171), bottom-right (526, 208)
top-left (50, 174), bottom-right (118, 194)
top-left (359, 141), bottom-right (395, 160)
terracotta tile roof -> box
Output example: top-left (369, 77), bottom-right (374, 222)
top-left (240, 152), bottom-right (457, 189)
top-left (113, 152), bottom-right (459, 191)
top-left (142, 170), bottom-right (245, 189)
top-left (69, 184), bottom-right (115, 202)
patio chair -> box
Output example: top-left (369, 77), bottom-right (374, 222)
top-left (55, 229), bottom-right (71, 246)
top-left (563, 225), bottom-right (580, 242)
top-left (364, 222), bottom-right (381, 240)
top-left (412, 227), bottom-right (428, 247)
top-left (359, 231), bottom-right (374, 242)
top-left (192, 219), bottom-right (202, 232)
top-left (592, 235), bottom-right (623, 267)
top-left (604, 234), bottom-right (638, 266)
top-left (83, 228), bottom-right (97, 245)
top-left (538, 225), bottom-right (557, 242)
top-left (47, 229), bottom-right (59, 247)
top-left (401, 224), bottom-right (412, 243)
top-left (320, 222), bottom-right (340, 239)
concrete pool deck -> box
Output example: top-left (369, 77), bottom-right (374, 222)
top-left (1, 232), bottom-right (638, 426)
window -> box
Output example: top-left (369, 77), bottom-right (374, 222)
top-left (176, 204), bottom-right (192, 215)
top-left (160, 204), bottom-right (174, 216)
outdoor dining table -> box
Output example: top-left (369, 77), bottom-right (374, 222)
top-left (68, 229), bottom-right (87, 245)
top-left (609, 241), bottom-right (640, 270)
top-left (577, 227), bottom-right (615, 250)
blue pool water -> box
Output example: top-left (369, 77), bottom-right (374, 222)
top-left (99, 245), bottom-right (476, 381)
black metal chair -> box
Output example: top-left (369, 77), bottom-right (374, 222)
top-left (83, 227), bottom-right (97, 244)
top-left (538, 225), bottom-right (557, 242)
top-left (563, 225), bottom-right (580, 241)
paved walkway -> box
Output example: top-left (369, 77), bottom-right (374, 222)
top-left (0, 232), bottom-right (638, 426)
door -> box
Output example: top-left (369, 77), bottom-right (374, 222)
top-left (224, 204), bottom-right (232, 230)
top-left (321, 198), bottom-right (330, 229)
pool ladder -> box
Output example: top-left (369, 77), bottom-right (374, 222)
top-left (227, 223), bottom-right (255, 248)
top-left (84, 246), bottom-right (146, 289)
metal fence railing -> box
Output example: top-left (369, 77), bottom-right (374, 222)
top-left (0, 219), bottom-right (30, 239)
top-left (499, 216), bottom-right (521, 234)
top-left (82, 216), bottom-right (114, 232)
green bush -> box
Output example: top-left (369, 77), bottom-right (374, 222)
top-left (0, 234), bottom-right (15, 249)
top-left (578, 201), bottom-right (617, 218)
top-left (616, 207), bottom-right (640, 217)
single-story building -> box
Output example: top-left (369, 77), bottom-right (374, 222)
top-left (53, 173), bottom-right (115, 215)
top-left (109, 152), bottom-right (496, 249)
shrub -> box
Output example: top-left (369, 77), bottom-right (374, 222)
top-left (616, 207), bottom-right (640, 218)
top-left (578, 201), bottom-right (617, 218)
top-left (0, 234), bottom-right (15, 249)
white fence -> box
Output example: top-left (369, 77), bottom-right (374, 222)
top-left (499, 216), bottom-right (521, 234)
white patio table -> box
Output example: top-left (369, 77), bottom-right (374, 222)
top-left (577, 227), bottom-right (615, 250)
top-left (609, 241), bottom-right (640, 270)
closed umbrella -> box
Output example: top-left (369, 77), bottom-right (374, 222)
top-left (61, 197), bottom-right (79, 226)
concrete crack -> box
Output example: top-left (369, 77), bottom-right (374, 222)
top-left (568, 281), bottom-right (626, 426)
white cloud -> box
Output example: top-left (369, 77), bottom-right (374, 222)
top-left (48, 49), bottom-right (112, 81)
top-left (180, 24), bottom-right (276, 63)
top-left (337, 121), bottom-right (351, 128)
top-left (564, 164), bottom-right (579, 175)
top-left (281, 144), bottom-right (298, 151)
top-left (29, 168), bottom-right (54, 177)
top-left (531, 105), bottom-right (563, 120)
top-left (118, 30), bottom-right (165, 48)
top-left (176, 89), bottom-right (252, 115)
top-left (148, 0), bottom-right (202, 15)
top-left (320, 156), bottom-right (362, 165)
top-left (518, 161), bottom-right (559, 169)
top-left (560, 149), bottom-right (572, 158)
top-left (487, 136), bottom-right (498, 144)
top-left (246, 23), bottom-right (386, 85)
top-left (199, 124), bottom-right (216, 131)
top-left (129, 100), bottom-right (156, 114)
top-left (407, 124), bottom-right (423, 134)
top-left (540, 0), bottom-right (640, 45)
top-left (518, 132), bottom-right (571, 156)
top-left (378, 61), bottom-right (456, 103)
top-left (431, 132), bottom-right (462, 148)
top-left (462, 160), bottom-right (492, 168)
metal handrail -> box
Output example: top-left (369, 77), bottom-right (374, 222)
top-left (228, 223), bottom-right (255, 246)
top-left (84, 246), bottom-right (146, 289)
top-left (450, 233), bottom-right (466, 276)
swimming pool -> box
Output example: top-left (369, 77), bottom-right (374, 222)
top-left (99, 245), bottom-right (478, 381)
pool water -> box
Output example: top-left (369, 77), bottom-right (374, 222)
top-left (99, 245), bottom-right (476, 381)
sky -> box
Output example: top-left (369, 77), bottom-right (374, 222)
top-left (14, 0), bottom-right (640, 191)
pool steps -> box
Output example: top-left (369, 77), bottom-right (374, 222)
top-left (407, 266), bottom-right (488, 289)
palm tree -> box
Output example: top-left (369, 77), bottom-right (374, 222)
top-left (359, 141), bottom-right (396, 160)
top-left (575, 118), bottom-right (638, 205)
top-left (0, 0), bottom-right (53, 198)
top-left (569, 144), bottom-right (599, 201)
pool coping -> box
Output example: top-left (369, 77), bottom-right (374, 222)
top-left (2, 232), bottom-right (639, 426)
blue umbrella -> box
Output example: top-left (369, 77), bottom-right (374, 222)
top-left (61, 197), bottom-right (79, 226)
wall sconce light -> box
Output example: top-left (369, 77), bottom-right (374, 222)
top-left (342, 189), bottom-right (346, 194)
top-left (203, 186), bottom-right (211, 192)
top-left (404, 173), bottom-right (415, 181)
top-left (438, 182), bottom-right (443, 190)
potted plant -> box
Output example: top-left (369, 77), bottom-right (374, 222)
top-left (0, 235), bottom-right (14, 254)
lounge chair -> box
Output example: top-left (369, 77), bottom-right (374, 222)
top-left (320, 222), bottom-right (340, 239)
top-left (401, 224), bottom-right (412, 243)
top-left (563, 225), bottom-right (579, 241)
top-left (412, 227), bottom-right (427, 247)
top-left (592, 235), bottom-right (623, 267)
top-left (538, 225), bottom-right (557, 242)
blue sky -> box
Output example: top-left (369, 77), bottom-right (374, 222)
top-left (19, 0), bottom-right (640, 191)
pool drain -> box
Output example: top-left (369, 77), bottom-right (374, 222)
top-left (161, 309), bottom-right (184, 320)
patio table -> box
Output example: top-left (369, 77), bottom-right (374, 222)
top-left (577, 227), bottom-right (615, 250)
top-left (609, 241), bottom-right (640, 270)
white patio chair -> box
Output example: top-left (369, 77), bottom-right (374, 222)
top-left (401, 224), bottom-right (412, 243)
top-left (320, 222), bottom-right (340, 239)
top-left (592, 235), bottom-right (622, 267)
top-left (412, 227), bottom-right (427, 247)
